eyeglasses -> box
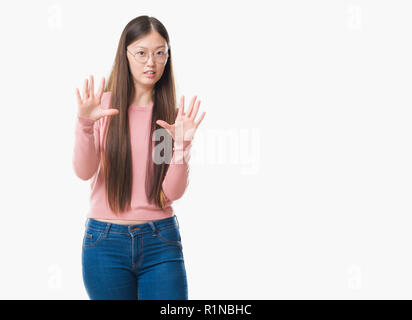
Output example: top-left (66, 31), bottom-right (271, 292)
top-left (127, 48), bottom-right (169, 64)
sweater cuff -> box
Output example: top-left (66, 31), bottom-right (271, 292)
top-left (171, 139), bottom-right (192, 165)
top-left (76, 116), bottom-right (96, 135)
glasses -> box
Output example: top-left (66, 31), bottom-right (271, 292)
top-left (127, 48), bottom-right (169, 64)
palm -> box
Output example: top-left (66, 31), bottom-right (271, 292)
top-left (156, 95), bottom-right (206, 142)
top-left (76, 75), bottom-right (119, 121)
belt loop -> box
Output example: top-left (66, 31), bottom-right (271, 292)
top-left (104, 223), bottom-right (112, 238)
top-left (175, 215), bottom-right (180, 229)
top-left (148, 221), bottom-right (157, 234)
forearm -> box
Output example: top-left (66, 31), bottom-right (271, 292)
top-left (162, 139), bottom-right (192, 201)
top-left (72, 116), bottom-right (100, 180)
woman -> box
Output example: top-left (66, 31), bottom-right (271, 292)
top-left (72, 15), bottom-right (205, 300)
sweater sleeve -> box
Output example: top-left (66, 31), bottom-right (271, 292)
top-left (162, 139), bottom-right (192, 201)
top-left (72, 116), bottom-right (101, 181)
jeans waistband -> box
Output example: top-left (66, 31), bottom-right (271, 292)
top-left (85, 215), bottom-right (179, 236)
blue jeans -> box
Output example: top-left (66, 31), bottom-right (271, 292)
top-left (81, 215), bottom-right (188, 300)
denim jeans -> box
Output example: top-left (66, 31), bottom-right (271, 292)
top-left (81, 215), bottom-right (188, 300)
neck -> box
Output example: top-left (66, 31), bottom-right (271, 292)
top-left (132, 84), bottom-right (155, 106)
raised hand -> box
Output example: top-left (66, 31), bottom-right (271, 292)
top-left (156, 95), bottom-right (206, 143)
top-left (75, 75), bottom-right (119, 121)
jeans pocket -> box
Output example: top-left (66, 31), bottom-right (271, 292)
top-left (82, 227), bottom-right (105, 249)
top-left (156, 225), bottom-right (182, 247)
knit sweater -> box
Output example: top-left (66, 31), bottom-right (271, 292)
top-left (72, 91), bottom-right (192, 220)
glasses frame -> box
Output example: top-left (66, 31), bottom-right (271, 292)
top-left (127, 48), bottom-right (169, 64)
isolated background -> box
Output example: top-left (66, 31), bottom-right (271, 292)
top-left (0, 0), bottom-right (411, 299)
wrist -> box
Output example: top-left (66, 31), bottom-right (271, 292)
top-left (77, 115), bottom-right (96, 126)
top-left (173, 139), bottom-right (192, 150)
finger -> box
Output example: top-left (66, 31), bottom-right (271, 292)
top-left (86, 78), bottom-right (90, 99)
top-left (89, 75), bottom-right (95, 98)
top-left (179, 95), bottom-right (184, 116)
top-left (75, 88), bottom-right (82, 105)
top-left (190, 99), bottom-right (200, 121)
top-left (97, 77), bottom-right (105, 100)
top-left (187, 95), bottom-right (197, 118)
top-left (195, 111), bottom-right (206, 129)
top-left (83, 79), bottom-right (88, 99)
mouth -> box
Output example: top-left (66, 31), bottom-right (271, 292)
top-left (144, 71), bottom-right (156, 78)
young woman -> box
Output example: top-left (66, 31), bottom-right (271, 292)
top-left (72, 16), bottom-right (205, 300)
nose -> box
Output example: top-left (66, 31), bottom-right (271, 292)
top-left (146, 54), bottom-right (155, 65)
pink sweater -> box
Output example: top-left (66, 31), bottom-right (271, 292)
top-left (72, 91), bottom-right (192, 221)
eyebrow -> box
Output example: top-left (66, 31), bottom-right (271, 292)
top-left (134, 45), bottom-right (166, 49)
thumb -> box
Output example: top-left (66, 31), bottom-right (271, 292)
top-left (102, 109), bottom-right (119, 117)
top-left (156, 120), bottom-right (170, 129)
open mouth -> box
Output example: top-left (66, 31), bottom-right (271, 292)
top-left (144, 71), bottom-right (156, 78)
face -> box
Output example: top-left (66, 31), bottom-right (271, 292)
top-left (126, 31), bottom-right (169, 89)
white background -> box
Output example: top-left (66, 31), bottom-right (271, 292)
top-left (0, 0), bottom-right (411, 299)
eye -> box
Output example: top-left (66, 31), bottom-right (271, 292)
top-left (156, 50), bottom-right (165, 55)
top-left (137, 51), bottom-right (146, 56)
